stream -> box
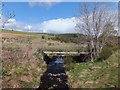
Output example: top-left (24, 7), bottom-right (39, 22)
top-left (37, 55), bottom-right (69, 90)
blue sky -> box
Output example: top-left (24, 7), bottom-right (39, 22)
top-left (3, 2), bottom-right (80, 24)
top-left (1, 2), bottom-right (118, 33)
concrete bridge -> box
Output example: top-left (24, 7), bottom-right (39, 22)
top-left (42, 51), bottom-right (90, 64)
top-left (37, 51), bottom-right (90, 89)
top-left (37, 52), bottom-right (69, 89)
top-left (43, 51), bottom-right (89, 56)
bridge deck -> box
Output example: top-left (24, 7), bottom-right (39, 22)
top-left (43, 51), bottom-right (89, 55)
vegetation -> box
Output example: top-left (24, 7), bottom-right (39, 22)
top-left (2, 30), bottom-right (85, 88)
top-left (1, 2), bottom-right (118, 89)
top-left (1, 3), bottom-right (15, 29)
top-left (2, 43), bottom-right (46, 88)
top-left (2, 29), bottom-right (119, 88)
top-left (50, 33), bottom-right (88, 44)
top-left (66, 51), bottom-right (119, 88)
top-left (76, 2), bottom-right (117, 61)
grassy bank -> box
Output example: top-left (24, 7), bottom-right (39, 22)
top-left (66, 50), bottom-right (119, 88)
top-left (2, 29), bottom-right (119, 88)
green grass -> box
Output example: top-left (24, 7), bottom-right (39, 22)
top-left (2, 29), bottom-right (119, 88)
top-left (67, 51), bottom-right (119, 88)
top-left (43, 45), bottom-right (86, 52)
top-left (2, 29), bottom-right (41, 35)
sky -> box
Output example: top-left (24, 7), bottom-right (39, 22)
top-left (0, 1), bottom-right (118, 34)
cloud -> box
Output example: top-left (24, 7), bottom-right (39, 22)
top-left (0, 14), bottom-right (34, 32)
top-left (1, 11), bottom-right (118, 34)
top-left (28, 0), bottom-right (61, 8)
top-left (0, 14), bottom-right (77, 33)
top-left (40, 17), bottom-right (76, 33)
top-left (0, 14), bottom-right (2, 28)
top-left (24, 25), bottom-right (32, 30)
top-left (5, 20), bottom-right (34, 32)
top-left (28, 17), bottom-right (77, 33)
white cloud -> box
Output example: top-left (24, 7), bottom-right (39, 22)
top-left (5, 20), bottom-right (34, 32)
top-left (0, 15), bottom-right (34, 32)
top-left (0, 14), bottom-right (2, 28)
top-left (0, 11), bottom-right (118, 34)
top-left (28, 0), bottom-right (61, 8)
top-left (0, 14), bottom-right (77, 33)
top-left (0, 14), bottom-right (76, 33)
top-left (24, 25), bottom-right (32, 30)
top-left (40, 17), bottom-right (76, 33)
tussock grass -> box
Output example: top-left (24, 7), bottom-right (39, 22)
top-left (2, 30), bottom-right (119, 88)
top-left (67, 51), bottom-right (119, 88)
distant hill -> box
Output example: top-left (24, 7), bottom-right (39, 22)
top-left (2, 29), bottom-right (118, 46)
top-left (2, 29), bottom-right (89, 44)
top-left (50, 33), bottom-right (88, 44)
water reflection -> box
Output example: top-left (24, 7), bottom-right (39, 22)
top-left (37, 54), bottom-right (69, 90)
